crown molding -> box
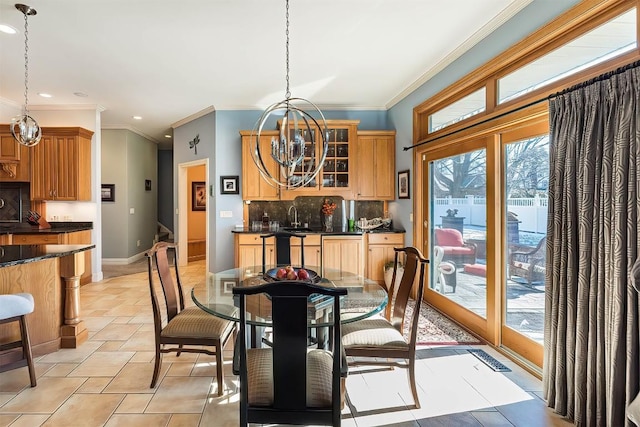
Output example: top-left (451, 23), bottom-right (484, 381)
top-left (101, 124), bottom-right (160, 144)
top-left (171, 105), bottom-right (216, 129)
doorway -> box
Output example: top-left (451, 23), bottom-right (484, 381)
top-left (177, 159), bottom-right (209, 268)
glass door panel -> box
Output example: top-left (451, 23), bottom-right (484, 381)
top-left (429, 148), bottom-right (487, 319)
top-left (503, 135), bottom-right (548, 345)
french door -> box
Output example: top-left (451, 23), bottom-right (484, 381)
top-left (418, 119), bottom-right (547, 367)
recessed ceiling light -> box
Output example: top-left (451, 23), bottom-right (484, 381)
top-left (132, 116), bottom-right (142, 120)
top-left (38, 93), bottom-right (52, 98)
top-left (164, 134), bottom-right (172, 139)
top-left (0, 24), bottom-right (17, 34)
top-left (73, 92), bottom-right (88, 97)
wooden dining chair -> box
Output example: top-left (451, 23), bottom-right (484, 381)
top-left (261, 231), bottom-right (307, 269)
top-left (146, 242), bottom-right (236, 395)
top-left (233, 280), bottom-right (348, 426)
top-left (341, 246), bottom-right (428, 409)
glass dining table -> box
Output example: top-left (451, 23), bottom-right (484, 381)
top-left (191, 265), bottom-right (388, 347)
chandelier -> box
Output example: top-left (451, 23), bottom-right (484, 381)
top-left (11, 4), bottom-right (41, 147)
top-left (251, 0), bottom-right (328, 189)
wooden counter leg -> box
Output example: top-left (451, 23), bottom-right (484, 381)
top-left (59, 253), bottom-right (88, 348)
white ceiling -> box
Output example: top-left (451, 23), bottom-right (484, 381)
top-left (0, 0), bottom-right (530, 149)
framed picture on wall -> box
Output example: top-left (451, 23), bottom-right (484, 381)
top-left (101, 184), bottom-right (115, 202)
top-left (398, 170), bottom-right (410, 199)
top-left (220, 175), bottom-right (239, 195)
top-left (192, 181), bottom-right (206, 211)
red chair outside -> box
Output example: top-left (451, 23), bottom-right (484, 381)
top-left (433, 228), bottom-right (476, 266)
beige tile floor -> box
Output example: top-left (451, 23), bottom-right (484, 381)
top-left (0, 261), bottom-right (572, 426)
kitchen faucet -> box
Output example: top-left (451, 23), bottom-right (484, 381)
top-left (288, 205), bottom-right (300, 228)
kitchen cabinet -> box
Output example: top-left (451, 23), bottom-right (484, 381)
top-left (0, 126), bottom-right (30, 181)
top-left (240, 130), bottom-right (280, 201)
top-left (30, 127), bottom-right (93, 201)
top-left (236, 234), bottom-right (274, 275)
top-left (280, 120), bottom-right (359, 200)
top-left (356, 131), bottom-right (396, 200)
top-left (290, 234), bottom-right (321, 268)
top-left (240, 120), bottom-right (360, 201)
top-left (366, 232), bottom-right (405, 286)
top-left (322, 235), bottom-right (364, 279)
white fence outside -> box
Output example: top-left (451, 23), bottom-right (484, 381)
top-left (434, 195), bottom-right (547, 234)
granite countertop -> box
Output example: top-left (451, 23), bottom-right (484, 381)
top-left (232, 226), bottom-right (405, 235)
top-left (0, 222), bottom-right (93, 235)
top-left (0, 244), bottom-right (95, 268)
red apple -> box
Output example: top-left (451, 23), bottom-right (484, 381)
top-left (276, 268), bottom-right (287, 279)
top-left (298, 268), bottom-right (309, 280)
top-left (286, 270), bottom-right (298, 280)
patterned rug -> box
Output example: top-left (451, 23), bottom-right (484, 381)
top-left (404, 299), bottom-right (482, 345)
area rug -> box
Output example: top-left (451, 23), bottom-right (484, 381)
top-left (403, 299), bottom-right (482, 345)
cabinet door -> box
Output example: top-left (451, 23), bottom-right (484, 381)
top-left (30, 128), bottom-right (92, 201)
top-left (30, 135), bottom-right (56, 200)
top-left (290, 245), bottom-right (321, 269)
top-left (241, 132), bottom-right (279, 200)
top-left (356, 132), bottom-right (396, 200)
top-left (367, 233), bottom-right (405, 285)
top-left (0, 134), bottom-right (29, 181)
top-left (322, 236), bottom-right (363, 279)
top-left (280, 121), bottom-right (359, 200)
top-left (0, 134), bottom-right (20, 162)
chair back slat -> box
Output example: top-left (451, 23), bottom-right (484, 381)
top-left (261, 231), bottom-right (307, 269)
top-left (389, 247), bottom-right (428, 334)
top-left (272, 295), bottom-right (308, 409)
top-left (147, 242), bottom-right (182, 322)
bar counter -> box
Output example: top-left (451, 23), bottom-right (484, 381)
top-left (0, 244), bottom-right (94, 365)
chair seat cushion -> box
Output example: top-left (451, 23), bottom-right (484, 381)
top-left (341, 316), bottom-right (408, 349)
top-left (0, 293), bottom-right (34, 319)
top-left (440, 246), bottom-right (475, 255)
top-left (247, 347), bottom-right (335, 408)
top-left (161, 306), bottom-right (234, 340)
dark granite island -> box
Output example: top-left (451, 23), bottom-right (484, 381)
top-left (0, 244), bottom-right (94, 364)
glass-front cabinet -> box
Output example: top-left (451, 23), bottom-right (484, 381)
top-left (279, 120), bottom-right (358, 200)
top-left (240, 120), bottom-right (367, 201)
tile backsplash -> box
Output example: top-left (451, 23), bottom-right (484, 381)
top-left (0, 183), bottom-right (30, 222)
top-left (249, 197), bottom-right (384, 229)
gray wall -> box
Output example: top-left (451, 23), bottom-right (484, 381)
top-left (387, 0), bottom-right (581, 246)
top-left (158, 149), bottom-right (174, 231)
top-left (102, 129), bottom-right (158, 259)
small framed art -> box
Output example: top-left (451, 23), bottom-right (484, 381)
top-left (101, 184), bottom-right (115, 202)
top-left (192, 181), bottom-right (206, 211)
top-left (398, 170), bottom-right (410, 199)
top-left (220, 175), bottom-right (239, 195)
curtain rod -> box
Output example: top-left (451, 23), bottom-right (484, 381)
top-left (403, 59), bottom-right (640, 152)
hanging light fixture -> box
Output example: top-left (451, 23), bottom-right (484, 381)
top-left (11, 4), bottom-right (41, 147)
top-left (251, 0), bottom-right (328, 189)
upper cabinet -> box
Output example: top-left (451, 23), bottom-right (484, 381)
top-left (240, 130), bottom-right (280, 201)
top-left (0, 125), bottom-right (30, 181)
top-left (241, 120), bottom-right (396, 201)
top-left (356, 131), bottom-right (396, 200)
top-left (31, 127), bottom-right (93, 201)
top-left (279, 120), bottom-right (358, 200)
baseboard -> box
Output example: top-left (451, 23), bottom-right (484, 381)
top-left (102, 251), bottom-right (146, 265)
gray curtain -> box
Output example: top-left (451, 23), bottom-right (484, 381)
top-left (544, 63), bottom-right (640, 426)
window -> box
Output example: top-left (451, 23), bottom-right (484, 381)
top-left (429, 88), bottom-right (486, 133)
top-left (498, 9), bottom-right (637, 104)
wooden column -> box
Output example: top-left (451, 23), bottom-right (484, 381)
top-left (59, 252), bottom-right (88, 348)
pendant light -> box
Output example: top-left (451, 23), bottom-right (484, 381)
top-left (251, 0), bottom-right (328, 189)
top-left (11, 4), bottom-right (41, 147)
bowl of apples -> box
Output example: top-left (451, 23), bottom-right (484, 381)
top-left (265, 265), bottom-right (320, 283)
